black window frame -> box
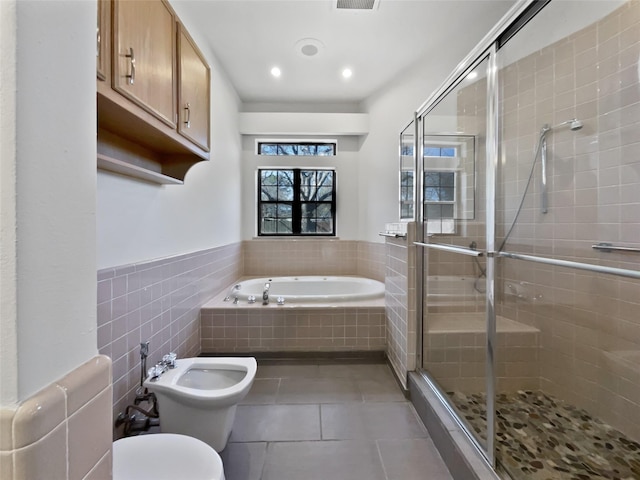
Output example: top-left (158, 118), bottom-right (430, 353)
top-left (257, 168), bottom-right (337, 237)
top-left (257, 142), bottom-right (337, 156)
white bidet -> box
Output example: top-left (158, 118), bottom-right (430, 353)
top-left (144, 357), bottom-right (257, 451)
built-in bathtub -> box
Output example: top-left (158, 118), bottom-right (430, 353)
top-left (230, 275), bottom-right (385, 304)
top-left (200, 276), bottom-right (386, 353)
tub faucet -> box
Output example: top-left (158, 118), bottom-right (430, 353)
top-left (263, 281), bottom-right (271, 305)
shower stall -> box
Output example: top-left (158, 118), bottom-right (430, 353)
top-left (406, 1), bottom-right (640, 478)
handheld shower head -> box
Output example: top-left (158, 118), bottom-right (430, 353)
top-left (554, 118), bottom-right (583, 131)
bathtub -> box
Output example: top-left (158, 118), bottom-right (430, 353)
top-left (201, 275), bottom-right (386, 354)
top-left (230, 275), bottom-right (385, 303)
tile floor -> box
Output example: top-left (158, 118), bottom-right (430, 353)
top-left (220, 359), bottom-right (454, 480)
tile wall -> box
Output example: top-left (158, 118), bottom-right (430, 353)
top-left (385, 223), bottom-right (417, 388)
top-left (418, 0), bottom-right (639, 442)
top-left (496, 0), bottom-right (640, 440)
top-left (243, 239), bottom-right (385, 281)
top-left (97, 243), bottom-right (243, 435)
top-left (98, 238), bottom-right (395, 438)
top-left (0, 356), bottom-right (112, 480)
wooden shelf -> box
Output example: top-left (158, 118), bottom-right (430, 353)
top-left (97, 154), bottom-right (183, 185)
top-left (97, 83), bottom-right (209, 183)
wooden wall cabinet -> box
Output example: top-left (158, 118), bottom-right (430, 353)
top-left (96, 0), bottom-right (109, 81)
top-left (97, 0), bottom-right (211, 184)
top-left (177, 23), bottom-right (210, 152)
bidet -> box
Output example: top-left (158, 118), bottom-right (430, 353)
top-left (144, 356), bottom-right (257, 451)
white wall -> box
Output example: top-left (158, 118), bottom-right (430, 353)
top-left (357, 1), bottom-right (516, 243)
top-left (357, 60), bottom-right (459, 243)
top-left (240, 135), bottom-right (361, 239)
top-left (97, 1), bottom-right (243, 269)
top-left (0, 0), bottom-right (97, 402)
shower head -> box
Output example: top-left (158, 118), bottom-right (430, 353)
top-left (539, 118), bottom-right (583, 136)
top-left (553, 118), bottom-right (583, 131)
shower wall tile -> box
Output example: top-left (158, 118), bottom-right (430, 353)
top-left (0, 355), bottom-right (112, 480)
top-left (495, 0), bottom-right (640, 441)
top-left (97, 242), bottom-right (243, 438)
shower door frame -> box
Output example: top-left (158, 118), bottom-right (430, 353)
top-left (413, 0), bottom-right (640, 471)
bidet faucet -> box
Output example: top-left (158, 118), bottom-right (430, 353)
top-left (263, 281), bottom-right (271, 305)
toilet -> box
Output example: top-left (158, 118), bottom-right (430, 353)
top-left (144, 356), bottom-right (257, 451)
top-left (113, 433), bottom-right (225, 480)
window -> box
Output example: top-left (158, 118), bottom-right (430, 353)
top-left (258, 169), bottom-right (336, 236)
top-left (258, 142), bottom-right (336, 156)
top-left (424, 145), bottom-right (458, 235)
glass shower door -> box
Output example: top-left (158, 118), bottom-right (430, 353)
top-left (418, 54), bottom-right (493, 456)
top-left (493, 1), bottom-right (640, 478)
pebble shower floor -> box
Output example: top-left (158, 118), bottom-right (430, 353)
top-left (448, 390), bottom-right (640, 480)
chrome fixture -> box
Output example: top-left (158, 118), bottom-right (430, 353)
top-left (162, 352), bottom-right (177, 369)
top-left (233, 296), bottom-right (239, 305)
top-left (592, 243), bottom-right (640, 253)
top-left (147, 352), bottom-right (177, 381)
top-left (263, 280), bottom-right (272, 305)
top-left (224, 284), bottom-right (241, 302)
top-left (277, 296), bottom-right (285, 305)
top-left (540, 119), bottom-right (582, 214)
top-left (139, 341), bottom-right (149, 388)
top-left (498, 118), bottom-right (583, 251)
top-left (248, 295), bottom-right (256, 304)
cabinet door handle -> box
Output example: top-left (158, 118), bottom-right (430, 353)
top-left (96, 27), bottom-right (100, 58)
top-left (184, 103), bottom-right (191, 128)
top-left (125, 47), bottom-right (135, 85)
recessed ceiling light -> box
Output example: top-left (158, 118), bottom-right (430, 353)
top-left (270, 67), bottom-right (281, 78)
top-left (342, 68), bottom-right (353, 79)
top-left (466, 71), bottom-right (478, 80)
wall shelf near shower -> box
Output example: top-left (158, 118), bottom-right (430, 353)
top-left (97, 154), bottom-right (183, 185)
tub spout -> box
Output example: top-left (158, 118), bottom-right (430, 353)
top-left (263, 281), bottom-right (271, 305)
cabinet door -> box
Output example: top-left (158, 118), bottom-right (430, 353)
top-left (96, 0), bottom-right (109, 81)
top-left (177, 24), bottom-right (210, 152)
top-left (113, 0), bottom-right (176, 128)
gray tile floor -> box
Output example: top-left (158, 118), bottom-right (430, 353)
top-left (220, 360), bottom-right (454, 480)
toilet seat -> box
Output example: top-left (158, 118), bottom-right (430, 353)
top-left (113, 433), bottom-right (225, 480)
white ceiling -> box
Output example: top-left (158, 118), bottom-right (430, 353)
top-left (173, 0), bottom-right (519, 105)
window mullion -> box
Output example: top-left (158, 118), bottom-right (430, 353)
top-left (293, 168), bottom-right (302, 235)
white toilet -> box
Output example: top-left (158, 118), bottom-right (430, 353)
top-left (144, 356), bottom-right (257, 451)
top-left (113, 433), bottom-right (225, 480)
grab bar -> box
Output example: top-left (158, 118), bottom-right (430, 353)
top-left (379, 232), bottom-right (407, 238)
top-left (592, 243), bottom-right (640, 253)
top-left (414, 241), bottom-right (483, 257)
top-left (499, 251), bottom-right (640, 280)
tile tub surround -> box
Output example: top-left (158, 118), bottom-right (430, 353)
top-left (97, 243), bottom-right (243, 436)
top-left (200, 291), bottom-right (386, 353)
top-left (220, 359), bottom-right (453, 480)
top-left (0, 356), bottom-right (113, 480)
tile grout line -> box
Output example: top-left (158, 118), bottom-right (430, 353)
top-left (375, 439), bottom-right (391, 480)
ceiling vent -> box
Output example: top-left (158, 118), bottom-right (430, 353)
top-left (336, 0), bottom-right (379, 11)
